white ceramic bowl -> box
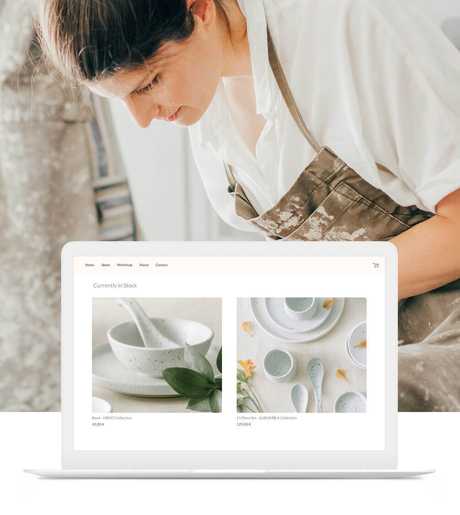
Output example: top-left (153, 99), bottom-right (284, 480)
top-left (107, 318), bottom-right (213, 378)
top-left (334, 392), bottom-right (367, 413)
top-left (263, 348), bottom-right (296, 383)
top-left (346, 321), bottom-right (367, 369)
top-left (283, 297), bottom-right (319, 321)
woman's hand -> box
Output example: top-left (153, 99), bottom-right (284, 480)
top-left (391, 188), bottom-right (460, 300)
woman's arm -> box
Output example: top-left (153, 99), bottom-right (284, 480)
top-left (391, 188), bottom-right (460, 299)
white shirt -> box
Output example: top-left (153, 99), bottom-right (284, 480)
top-left (189, 0), bottom-right (460, 232)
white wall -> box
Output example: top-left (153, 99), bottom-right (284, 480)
top-left (110, 1), bottom-right (460, 241)
top-left (109, 101), bottom-right (188, 240)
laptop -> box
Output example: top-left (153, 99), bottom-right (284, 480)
top-left (27, 241), bottom-right (432, 478)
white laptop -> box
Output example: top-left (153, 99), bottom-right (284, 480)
top-left (27, 241), bottom-right (432, 478)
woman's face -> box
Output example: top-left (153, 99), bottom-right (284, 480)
top-left (87, 2), bottom-right (223, 127)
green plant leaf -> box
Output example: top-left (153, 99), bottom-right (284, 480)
top-left (237, 368), bottom-right (247, 382)
top-left (237, 398), bottom-right (246, 412)
top-left (209, 390), bottom-right (222, 413)
top-left (216, 347), bottom-right (222, 373)
top-left (163, 367), bottom-right (215, 399)
top-left (184, 343), bottom-right (215, 382)
top-left (215, 376), bottom-right (222, 391)
top-left (187, 398), bottom-right (212, 412)
top-left (237, 397), bottom-right (258, 413)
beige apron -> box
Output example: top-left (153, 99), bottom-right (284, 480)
top-left (225, 30), bottom-right (460, 411)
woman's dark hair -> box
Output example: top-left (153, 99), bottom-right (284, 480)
top-left (39, 0), bottom-right (227, 82)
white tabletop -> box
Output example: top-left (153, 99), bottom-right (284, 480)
top-left (237, 298), bottom-right (366, 413)
top-left (92, 297), bottom-right (222, 413)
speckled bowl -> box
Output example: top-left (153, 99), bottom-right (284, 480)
top-left (334, 392), bottom-right (367, 413)
top-left (107, 318), bottom-right (213, 378)
top-left (263, 348), bottom-right (296, 383)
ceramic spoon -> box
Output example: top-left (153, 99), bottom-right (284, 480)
top-left (307, 358), bottom-right (324, 413)
top-left (115, 298), bottom-right (178, 349)
top-left (290, 384), bottom-right (309, 413)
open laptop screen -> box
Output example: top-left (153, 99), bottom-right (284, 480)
top-left (62, 242), bottom-right (397, 470)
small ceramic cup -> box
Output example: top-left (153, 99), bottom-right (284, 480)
top-left (346, 321), bottom-right (367, 369)
top-left (334, 391), bottom-right (367, 413)
top-left (284, 297), bottom-right (319, 321)
top-left (263, 348), bottom-right (296, 383)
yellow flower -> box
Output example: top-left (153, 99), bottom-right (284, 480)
top-left (336, 368), bottom-right (348, 382)
top-left (238, 359), bottom-right (256, 379)
top-left (323, 298), bottom-right (335, 310)
top-left (240, 321), bottom-right (255, 337)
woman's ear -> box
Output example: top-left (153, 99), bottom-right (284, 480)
top-left (187, 0), bottom-right (213, 24)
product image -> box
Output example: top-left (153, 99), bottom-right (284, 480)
top-left (237, 297), bottom-right (367, 413)
top-left (92, 297), bottom-right (223, 413)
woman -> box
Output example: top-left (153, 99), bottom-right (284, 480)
top-left (39, 0), bottom-right (460, 410)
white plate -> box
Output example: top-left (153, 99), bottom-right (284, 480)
top-left (264, 297), bottom-right (332, 332)
top-left (93, 344), bottom-right (180, 397)
top-left (346, 321), bottom-right (367, 369)
top-left (250, 298), bottom-right (345, 342)
top-left (92, 396), bottom-right (112, 413)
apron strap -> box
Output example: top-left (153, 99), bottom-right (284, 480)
top-left (267, 29), bottom-right (322, 154)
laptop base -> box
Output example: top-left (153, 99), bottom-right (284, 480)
top-left (26, 468), bottom-right (434, 479)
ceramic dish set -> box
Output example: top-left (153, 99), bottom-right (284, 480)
top-left (93, 317), bottom-right (214, 397)
top-left (250, 297), bottom-right (345, 342)
top-left (251, 298), bottom-right (367, 413)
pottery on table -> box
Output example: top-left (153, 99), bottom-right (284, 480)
top-left (263, 348), bottom-right (296, 383)
top-left (334, 392), bottom-right (367, 413)
top-left (284, 297), bottom-right (319, 321)
top-left (346, 321), bottom-right (367, 369)
top-left (108, 317), bottom-right (213, 378)
top-left (250, 297), bottom-right (345, 342)
top-left (265, 297), bottom-right (332, 333)
top-left (115, 298), bottom-right (177, 348)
